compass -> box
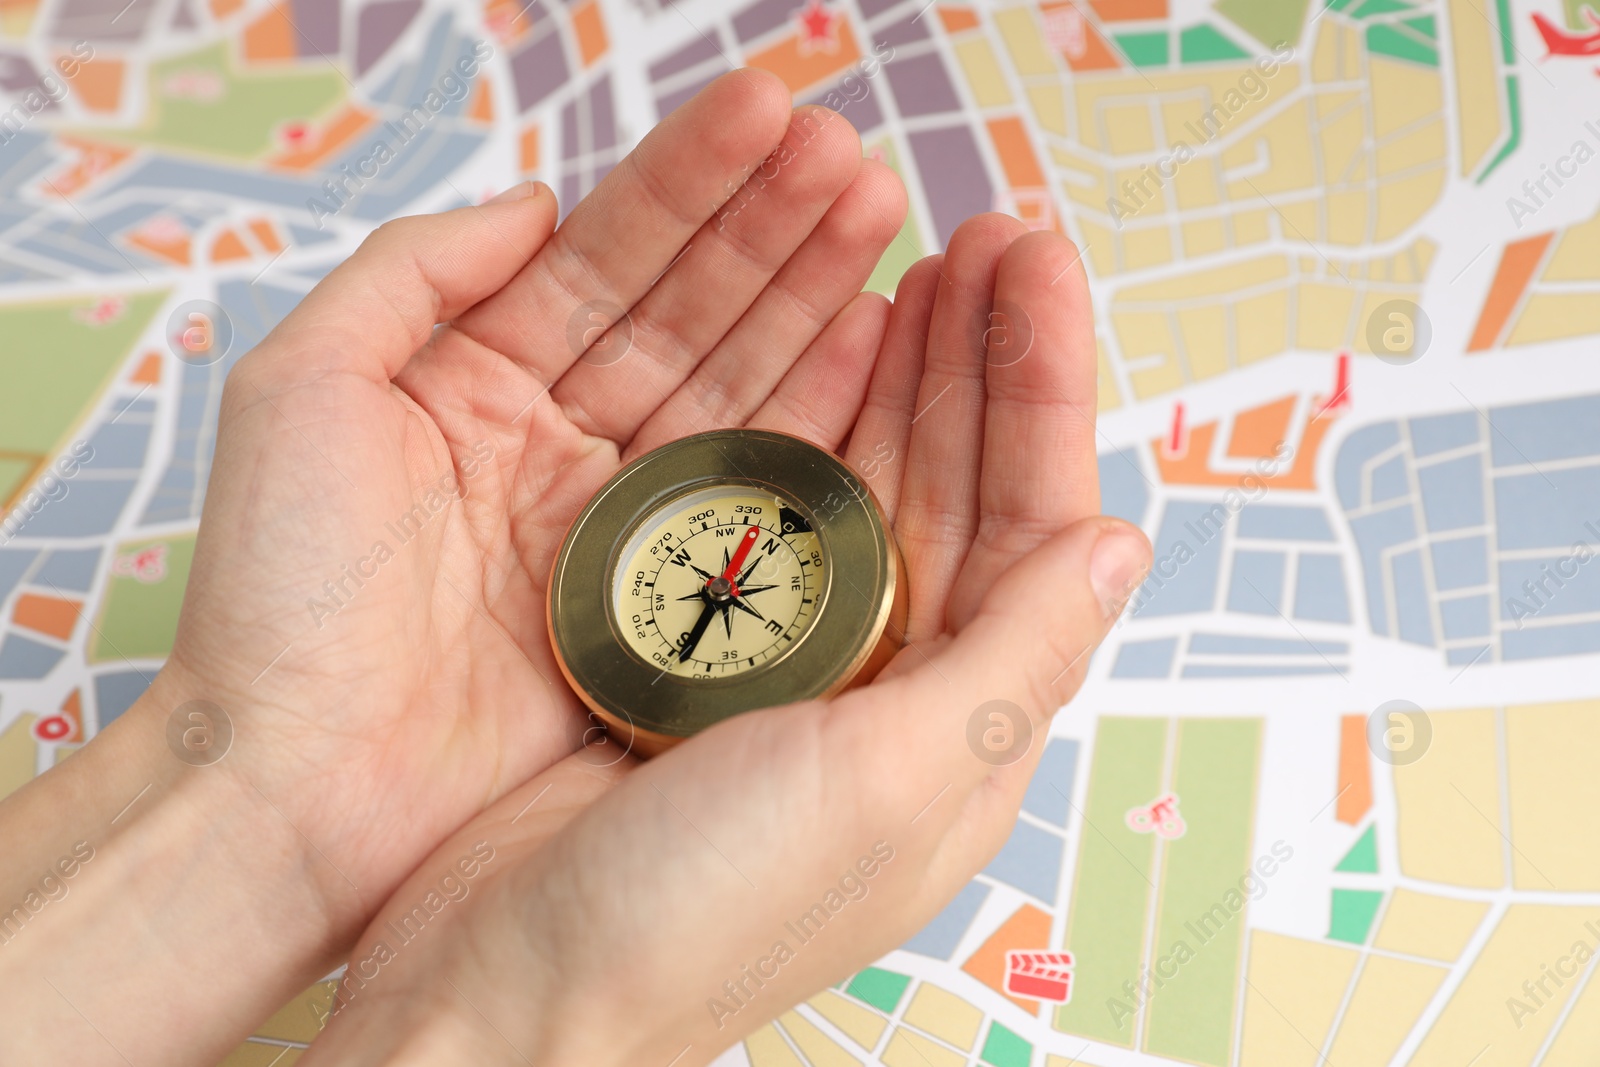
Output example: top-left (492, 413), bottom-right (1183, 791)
top-left (548, 429), bottom-right (906, 756)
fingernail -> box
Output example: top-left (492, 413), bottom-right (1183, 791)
top-left (485, 180), bottom-right (538, 204)
top-left (1090, 526), bottom-right (1150, 620)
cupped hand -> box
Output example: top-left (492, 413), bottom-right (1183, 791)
top-left (294, 212), bottom-right (1152, 1067)
top-left (157, 71), bottom-right (906, 957)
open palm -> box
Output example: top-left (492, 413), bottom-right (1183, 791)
top-left (171, 70), bottom-right (905, 931)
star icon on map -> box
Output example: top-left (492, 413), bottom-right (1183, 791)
top-left (795, 0), bottom-right (840, 53)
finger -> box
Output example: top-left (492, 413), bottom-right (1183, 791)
top-left (624, 158), bottom-right (907, 459)
top-left (553, 105), bottom-right (866, 444)
top-left (840, 254), bottom-right (943, 524)
top-left (894, 213), bottom-right (1028, 642)
top-left (247, 184), bottom-right (559, 386)
top-left (448, 69), bottom-right (795, 386)
top-left (948, 230), bottom-right (1101, 629)
top-left (746, 290), bottom-right (890, 450)
top-left (833, 516), bottom-right (1151, 823)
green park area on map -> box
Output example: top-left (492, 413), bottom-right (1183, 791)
top-left (0, 293), bottom-right (165, 508)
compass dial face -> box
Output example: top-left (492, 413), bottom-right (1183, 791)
top-left (612, 485), bottom-right (825, 678)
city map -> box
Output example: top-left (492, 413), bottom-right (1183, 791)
top-left (3, 0), bottom-right (1600, 1064)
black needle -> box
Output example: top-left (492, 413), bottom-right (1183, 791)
top-left (678, 601), bottom-right (716, 662)
top-left (736, 553), bottom-right (765, 587)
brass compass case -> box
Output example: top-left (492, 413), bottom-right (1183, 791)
top-left (548, 430), bottom-right (907, 756)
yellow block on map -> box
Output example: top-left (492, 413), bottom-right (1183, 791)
top-left (807, 989), bottom-right (886, 1052)
top-left (778, 1010), bottom-right (861, 1067)
top-left (1410, 905), bottom-right (1600, 1067)
top-left (901, 983), bottom-right (983, 1051)
top-left (1372, 888), bottom-right (1489, 964)
top-left (1239, 931), bottom-right (1359, 1067)
top-left (1393, 708), bottom-right (1505, 888)
top-left (1506, 700), bottom-right (1600, 890)
top-left (0, 713), bottom-right (37, 803)
top-left (882, 1026), bottom-right (963, 1067)
top-left (953, 38), bottom-right (1011, 108)
top-left (1445, 0), bottom-right (1504, 176)
top-left (1543, 965), bottom-right (1600, 1067)
top-left (746, 1023), bottom-right (805, 1067)
top-left (1325, 954), bottom-right (1447, 1065)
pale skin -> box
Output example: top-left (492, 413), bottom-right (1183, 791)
top-left (0, 70), bottom-right (1149, 1065)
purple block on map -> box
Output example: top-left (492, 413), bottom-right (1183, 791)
top-left (859, 0), bottom-right (909, 17)
top-left (357, 0), bottom-right (422, 75)
top-left (0, 51), bottom-right (53, 100)
top-left (563, 77), bottom-right (619, 159)
top-left (733, 0), bottom-right (797, 43)
top-left (874, 13), bottom-right (929, 47)
top-left (806, 76), bottom-right (883, 133)
top-left (50, 0), bottom-right (157, 42)
top-left (561, 95), bottom-right (580, 158)
top-left (909, 124), bottom-right (993, 246)
top-left (511, 28), bottom-right (570, 112)
top-left (648, 34), bottom-right (724, 82)
top-left (171, 0), bottom-right (198, 30)
top-left (656, 75), bottom-right (717, 119)
top-left (591, 76), bottom-right (617, 151)
top-left (292, 0), bottom-right (342, 59)
top-left (561, 171), bottom-right (583, 218)
top-left (886, 51), bottom-right (960, 116)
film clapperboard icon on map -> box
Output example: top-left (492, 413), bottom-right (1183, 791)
top-left (1004, 951), bottom-right (1075, 1003)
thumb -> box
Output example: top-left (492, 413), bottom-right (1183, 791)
top-left (253, 182), bottom-right (558, 386)
top-left (866, 516), bottom-right (1150, 785)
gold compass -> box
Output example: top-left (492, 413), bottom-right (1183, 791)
top-left (548, 430), bottom-right (906, 756)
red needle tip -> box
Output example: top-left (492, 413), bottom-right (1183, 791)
top-left (717, 525), bottom-right (760, 594)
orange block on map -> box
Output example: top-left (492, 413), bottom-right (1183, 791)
top-left (247, 218), bottom-right (283, 253)
top-left (988, 117), bottom-right (1047, 189)
top-left (46, 138), bottom-right (133, 197)
top-left (1088, 0), bottom-right (1166, 18)
top-left (746, 19), bottom-right (863, 95)
top-left (126, 221), bottom-right (192, 266)
top-left (988, 116), bottom-right (1059, 231)
top-left (268, 105), bottom-right (379, 171)
top-left (962, 903), bottom-right (1053, 1012)
top-left (1467, 233), bottom-right (1554, 352)
top-left (572, 0), bottom-right (609, 66)
top-left (1152, 394), bottom-right (1334, 491)
top-left (63, 55), bottom-right (125, 113)
top-left (130, 351), bottom-right (163, 385)
top-left (469, 80), bottom-right (494, 123)
top-left (1227, 396), bottom-right (1294, 460)
top-left (520, 125), bottom-right (541, 173)
top-left (1337, 714), bottom-right (1374, 825)
top-left (243, 5), bottom-right (298, 61)
top-left (485, 0), bottom-right (537, 45)
top-left (938, 7), bottom-right (981, 32)
top-left (1040, 1), bottom-right (1122, 71)
top-left (13, 594), bottom-right (82, 641)
top-left (211, 228), bottom-right (252, 262)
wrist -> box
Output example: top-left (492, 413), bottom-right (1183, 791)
top-left (0, 662), bottom-right (359, 1064)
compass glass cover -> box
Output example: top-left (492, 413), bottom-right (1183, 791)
top-left (610, 484), bottom-right (826, 678)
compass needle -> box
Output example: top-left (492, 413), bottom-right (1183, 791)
top-left (549, 431), bottom-right (905, 756)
